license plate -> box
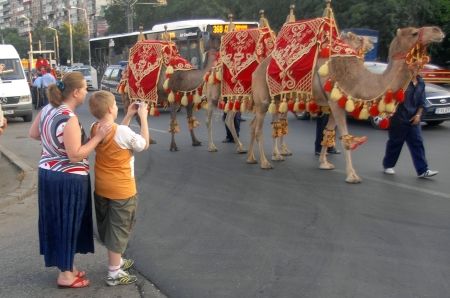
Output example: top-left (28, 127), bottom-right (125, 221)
top-left (435, 107), bottom-right (450, 114)
top-left (3, 110), bottom-right (14, 115)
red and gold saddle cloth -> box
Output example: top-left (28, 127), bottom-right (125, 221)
top-left (127, 40), bottom-right (193, 103)
top-left (267, 17), bottom-right (357, 99)
top-left (220, 27), bottom-right (275, 99)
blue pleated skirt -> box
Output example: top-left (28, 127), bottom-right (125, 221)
top-left (38, 168), bottom-right (94, 271)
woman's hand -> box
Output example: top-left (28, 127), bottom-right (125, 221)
top-left (95, 123), bottom-right (113, 139)
top-left (126, 101), bottom-right (139, 117)
top-left (138, 102), bottom-right (149, 119)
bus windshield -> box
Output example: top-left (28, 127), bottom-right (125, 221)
top-left (0, 59), bottom-right (25, 80)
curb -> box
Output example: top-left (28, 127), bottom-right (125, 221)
top-left (0, 144), bottom-right (37, 208)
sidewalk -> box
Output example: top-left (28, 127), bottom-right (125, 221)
top-left (0, 123), bottom-right (166, 298)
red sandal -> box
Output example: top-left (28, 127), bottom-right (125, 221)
top-left (75, 270), bottom-right (86, 278)
top-left (57, 276), bottom-right (90, 288)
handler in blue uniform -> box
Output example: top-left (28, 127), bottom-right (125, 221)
top-left (382, 72), bottom-right (438, 178)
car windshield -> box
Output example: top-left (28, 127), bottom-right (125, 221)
top-left (0, 59), bottom-right (25, 80)
top-left (73, 68), bottom-right (90, 76)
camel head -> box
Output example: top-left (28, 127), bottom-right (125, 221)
top-left (340, 32), bottom-right (374, 56)
top-left (389, 26), bottom-right (444, 59)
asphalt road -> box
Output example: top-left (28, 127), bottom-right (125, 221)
top-left (5, 100), bottom-right (450, 298)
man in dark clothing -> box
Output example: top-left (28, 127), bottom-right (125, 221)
top-left (314, 113), bottom-right (341, 156)
top-left (382, 74), bottom-right (438, 178)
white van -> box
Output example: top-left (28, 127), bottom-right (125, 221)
top-left (0, 44), bottom-right (33, 122)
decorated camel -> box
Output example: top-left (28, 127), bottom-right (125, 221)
top-left (125, 33), bottom-right (219, 151)
top-left (247, 15), bottom-right (444, 182)
top-left (204, 11), bottom-right (276, 153)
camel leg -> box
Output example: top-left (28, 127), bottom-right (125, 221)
top-left (328, 101), bottom-right (361, 183)
top-left (271, 113), bottom-right (285, 161)
top-left (319, 114), bottom-right (335, 170)
top-left (169, 105), bottom-right (179, 152)
top-left (225, 111), bottom-right (247, 154)
top-left (246, 116), bottom-right (258, 164)
top-left (205, 100), bottom-right (218, 152)
top-left (255, 108), bottom-right (272, 169)
top-left (279, 113), bottom-right (292, 156)
top-left (187, 103), bottom-right (202, 147)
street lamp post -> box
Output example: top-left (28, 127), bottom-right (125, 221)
top-left (20, 16), bottom-right (33, 81)
top-left (71, 6), bottom-right (91, 67)
top-left (47, 27), bottom-right (59, 66)
top-left (63, 8), bottom-right (74, 66)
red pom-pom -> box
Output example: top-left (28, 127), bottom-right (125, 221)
top-left (188, 94), bottom-right (194, 103)
top-left (234, 100), bottom-right (241, 110)
top-left (395, 88), bottom-right (405, 103)
top-left (379, 118), bottom-right (390, 129)
top-left (204, 73), bottom-right (210, 83)
top-left (197, 86), bottom-right (203, 96)
top-left (369, 103), bottom-right (379, 117)
top-left (218, 100), bottom-right (225, 110)
top-left (175, 92), bottom-right (182, 102)
top-left (323, 79), bottom-right (333, 92)
top-left (298, 100), bottom-right (306, 111)
top-left (337, 96), bottom-right (347, 108)
top-left (351, 105), bottom-right (362, 119)
top-left (153, 107), bottom-right (160, 117)
top-left (227, 101), bottom-right (234, 110)
top-left (308, 100), bottom-right (319, 113)
top-left (320, 47), bottom-right (330, 58)
top-left (384, 89), bottom-right (393, 103)
top-left (287, 100), bottom-right (294, 112)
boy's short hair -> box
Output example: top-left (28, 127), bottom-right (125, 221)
top-left (89, 90), bottom-right (115, 119)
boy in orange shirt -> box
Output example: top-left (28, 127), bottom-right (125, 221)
top-left (89, 91), bottom-right (150, 286)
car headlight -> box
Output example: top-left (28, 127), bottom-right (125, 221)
top-left (19, 95), bottom-right (31, 103)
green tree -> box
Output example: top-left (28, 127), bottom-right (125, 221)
top-left (1, 28), bottom-right (28, 58)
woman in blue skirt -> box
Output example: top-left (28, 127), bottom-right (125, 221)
top-left (29, 72), bottom-right (111, 288)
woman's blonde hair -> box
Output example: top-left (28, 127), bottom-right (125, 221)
top-left (89, 90), bottom-right (115, 119)
top-left (47, 72), bottom-right (85, 107)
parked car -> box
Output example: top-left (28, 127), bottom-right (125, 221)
top-left (100, 62), bottom-right (127, 109)
top-left (365, 62), bottom-right (450, 127)
top-left (420, 64), bottom-right (450, 85)
top-left (71, 66), bottom-right (98, 90)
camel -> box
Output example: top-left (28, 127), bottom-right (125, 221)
top-left (247, 25), bottom-right (444, 183)
top-left (125, 36), bottom-right (219, 152)
top-left (204, 31), bottom-right (373, 155)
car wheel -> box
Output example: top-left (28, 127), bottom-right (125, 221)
top-left (23, 112), bottom-right (33, 122)
top-left (425, 120), bottom-right (444, 126)
top-left (296, 111), bottom-right (310, 120)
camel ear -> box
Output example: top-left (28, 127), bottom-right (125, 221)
top-left (396, 28), bottom-right (402, 36)
top-left (348, 32), bottom-right (356, 39)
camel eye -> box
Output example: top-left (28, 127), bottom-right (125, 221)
top-left (412, 32), bottom-right (419, 37)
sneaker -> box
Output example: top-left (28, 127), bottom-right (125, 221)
top-left (384, 168), bottom-right (395, 175)
top-left (105, 269), bottom-right (137, 286)
top-left (327, 147), bottom-right (341, 154)
top-left (121, 258), bottom-right (134, 271)
top-left (418, 169), bottom-right (438, 178)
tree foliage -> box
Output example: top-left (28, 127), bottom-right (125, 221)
top-left (104, 0), bottom-right (450, 65)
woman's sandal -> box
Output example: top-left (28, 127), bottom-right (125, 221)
top-left (57, 276), bottom-right (90, 289)
top-left (75, 270), bottom-right (86, 278)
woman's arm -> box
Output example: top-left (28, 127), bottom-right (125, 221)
top-left (28, 111), bottom-right (42, 140)
top-left (64, 115), bottom-right (111, 163)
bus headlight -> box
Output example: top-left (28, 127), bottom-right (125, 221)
top-left (19, 95), bottom-right (31, 103)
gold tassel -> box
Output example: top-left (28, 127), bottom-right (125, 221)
top-left (240, 98), bottom-right (247, 113)
top-left (378, 98), bottom-right (386, 113)
top-left (166, 65), bottom-right (174, 75)
top-left (149, 104), bottom-right (155, 116)
top-left (385, 102), bottom-right (395, 113)
top-left (215, 69), bottom-right (222, 81)
top-left (330, 86), bottom-right (342, 102)
top-left (279, 97), bottom-right (288, 113)
top-left (345, 97), bottom-right (355, 112)
top-left (181, 93), bottom-right (188, 106)
top-left (168, 91), bottom-right (175, 103)
top-left (318, 61), bottom-right (329, 77)
top-left (268, 99), bottom-right (277, 114)
top-left (224, 100), bottom-right (230, 112)
top-left (293, 99), bottom-right (300, 112)
top-left (193, 93), bottom-right (201, 104)
top-left (163, 79), bottom-right (169, 91)
top-left (201, 100), bottom-right (208, 110)
top-left (208, 70), bottom-right (215, 85)
top-left (359, 104), bottom-right (369, 120)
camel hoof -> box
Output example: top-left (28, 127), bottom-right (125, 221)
top-left (170, 147), bottom-right (179, 152)
top-left (345, 175), bottom-right (362, 184)
top-left (246, 158), bottom-right (257, 164)
top-left (236, 147), bottom-right (247, 154)
top-left (208, 145), bottom-right (218, 152)
top-left (271, 154), bottom-right (285, 162)
top-left (319, 162), bottom-right (335, 170)
top-left (192, 141), bottom-right (202, 147)
top-left (281, 152), bottom-right (293, 156)
top-left (260, 161), bottom-right (273, 169)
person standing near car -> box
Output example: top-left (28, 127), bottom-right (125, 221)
top-left (382, 67), bottom-right (438, 178)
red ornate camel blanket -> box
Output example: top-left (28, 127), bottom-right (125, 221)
top-left (267, 17), bottom-right (357, 99)
top-left (220, 27), bottom-right (275, 100)
top-left (127, 40), bottom-right (193, 104)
